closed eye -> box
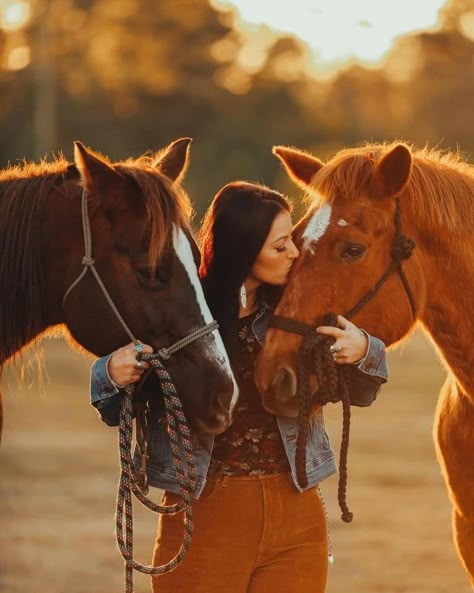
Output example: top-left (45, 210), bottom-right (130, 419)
top-left (339, 243), bottom-right (367, 262)
top-left (135, 265), bottom-right (168, 287)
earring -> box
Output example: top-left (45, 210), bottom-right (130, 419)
top-left (240, 284), bottom-right (247, 308)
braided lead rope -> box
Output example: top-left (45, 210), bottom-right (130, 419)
top-left (337, 387), bottom-right (353, 523)
top-left (294, 313), bottom-right (353, 522)
top-left (116, 355), bottom-right (196, 593)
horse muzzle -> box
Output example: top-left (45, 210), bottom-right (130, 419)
top-left (259, 367), bottom-right (297, 417)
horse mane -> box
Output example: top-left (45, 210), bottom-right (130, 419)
top-left (117, 155), bottom-right (193, 270)
top-left (0, 153), bottom-right (193, 363)
top-left (309, 142), bottom-right (474, 234)
top-left (0, 159), bottom-right (69, 362)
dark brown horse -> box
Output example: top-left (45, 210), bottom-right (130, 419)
top-left (0, 138), bottom-right (237, 441)
top-left (255, 142), bottom-right (474, 586)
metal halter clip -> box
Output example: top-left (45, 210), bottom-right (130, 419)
top-left (137, 452), bottom-right (149, 496)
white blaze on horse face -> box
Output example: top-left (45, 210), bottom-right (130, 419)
top-left (302, 203), bottom-right (332, 254)
top-left (172, 227), bottom-right (239, 410)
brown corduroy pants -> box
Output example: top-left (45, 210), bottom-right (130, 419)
top-left (151, 473), bottom-right (329, 593)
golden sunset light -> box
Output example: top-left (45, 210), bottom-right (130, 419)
top-left (213, 0), bottom-right (448, 73)
top-left (0, 1), bottom-right (473, 592)
top-left (0, 0), bottom-right (30, 32)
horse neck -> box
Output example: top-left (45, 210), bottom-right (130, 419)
top-left (0, 175), bottom-right (68, 364)
top-left (406, 165), bottom-right (474, 396)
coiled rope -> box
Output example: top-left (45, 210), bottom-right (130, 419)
top-left (116, 353), bottom-right (196, 593)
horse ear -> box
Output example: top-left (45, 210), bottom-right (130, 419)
top-left (155, 137), bottom-right (192, 183)
top-left (372, 144), bottom-right (412, 199)
top-left (73, 141), bottom-right (119, 194)
top-left (273, 146), bottom-right (324, 190)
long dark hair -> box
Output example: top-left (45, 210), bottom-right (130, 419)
top-left (199, 181), bottom-right (291, 360)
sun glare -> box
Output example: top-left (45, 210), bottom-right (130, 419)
top-left (0, 0), bottom-right (30, 32)
top-left (212, 0), bottom-right (448, 72)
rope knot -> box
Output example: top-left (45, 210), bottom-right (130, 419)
top-left (298, 311), bottom-right (341, 406)
top-left (82, 255), bottom-right (95, 266)
top-left (341, 510), bottom-right (353, 523)
top-left (391, 236), bottom-right (415, 262)
top-left (158, 347), bottom-right (171, 360)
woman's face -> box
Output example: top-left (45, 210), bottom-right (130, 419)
top-left (247, 209), bottom-right (299, 288)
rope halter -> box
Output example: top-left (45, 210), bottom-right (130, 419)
top-left (270, 197), bottom-right (416, 522)
top-left (63, 188), bottom-right (220, 592)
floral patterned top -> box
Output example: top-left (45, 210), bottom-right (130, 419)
top-left (208, 310), bottom-right (290, 476)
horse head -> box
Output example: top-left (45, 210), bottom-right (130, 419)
top-left (0, 138), bottom-right (237, 434)
top-left (255, 143), bottom-right (425, 415)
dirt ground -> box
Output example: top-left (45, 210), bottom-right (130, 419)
top-left (0, 331), bottom-right (471, 593)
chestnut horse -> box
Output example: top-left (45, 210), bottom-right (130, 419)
top-left (255, 142), bottom-right (474, 585)
top-left (0, 138), bottom-right (237, 441)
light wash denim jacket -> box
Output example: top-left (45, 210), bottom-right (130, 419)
top-left (90, 306), bottom-right (388, 498)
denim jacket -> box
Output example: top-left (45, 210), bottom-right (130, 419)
top-left (90, 306), bottom-right (388, 498)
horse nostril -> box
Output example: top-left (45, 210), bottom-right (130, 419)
top-left (271, 367), bottom-right (297, 403)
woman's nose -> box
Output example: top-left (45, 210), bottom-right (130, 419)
top-left (289, 240), bottom-right (299, 258)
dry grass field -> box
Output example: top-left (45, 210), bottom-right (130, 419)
top-left (0, 332), bottom-right (471, 593)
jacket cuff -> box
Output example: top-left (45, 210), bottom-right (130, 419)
top-left (90, 354), bottom-right (120, 408)
top-left (356, 332), bottom-right (388, 381)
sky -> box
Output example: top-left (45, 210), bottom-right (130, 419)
top-left (212, 0), bottom-right (448, 70)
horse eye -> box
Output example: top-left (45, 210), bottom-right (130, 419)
top-left (339, 243), bottom-right (367, 261)
top-left (135, 266), bottom-right (167, 287)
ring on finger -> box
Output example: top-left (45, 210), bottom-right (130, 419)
top-left (330, 344), bottom-right (342, 353)
top-left (135, 360), bottom-right (143, 370)
top-left (332, 353), bottom-right (338, 361)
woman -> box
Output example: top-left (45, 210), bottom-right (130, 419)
top-left (90, 182), bottom-right (388, 593)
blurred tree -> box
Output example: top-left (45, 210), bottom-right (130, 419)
top-left (381, 11), bottom-right (474, 156)
top-left (0, 0), bottom-right (472, 221)
top-left (0, 0), bottom-right (318, 214)
top-left (311, 0), bottom-right (474, 159)
top-left (317, 65), bottom-right (395, 145)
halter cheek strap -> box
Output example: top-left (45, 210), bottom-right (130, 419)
top-left (62, 189), bottom-right (138, 342)
top-left (62, 189), bottom-right (218, 350)
top-left (271, 197), bottom-right (417, 332)
top-left (343, 198), bottom-right (416, 321)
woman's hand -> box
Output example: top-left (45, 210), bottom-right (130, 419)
top-left (107, 342), bottom-right (153, 386)
top-left (316, 315), bottom-right (368, 364)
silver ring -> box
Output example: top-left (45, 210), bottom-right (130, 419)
top-left (133, 343), bottom-right (145, 353)
top-left (135, 360), bottom-right (143, 370)
top-left (332, 353), bottom-right (338, 361)
top-left (330, 344), bottom-right (342, 353)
